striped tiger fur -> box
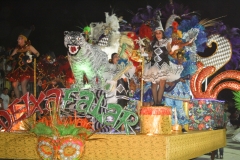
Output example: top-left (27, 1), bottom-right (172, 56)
top-left (64, 31), bottom-right (109, 89)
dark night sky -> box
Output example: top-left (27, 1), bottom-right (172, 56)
top-left (1, 0), bottom-right (240, 54)
top-left (0, 0), bottom-right (239, 100)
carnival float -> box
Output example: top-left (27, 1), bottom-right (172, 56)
top-left (0, 0), bottom-right (240, 159)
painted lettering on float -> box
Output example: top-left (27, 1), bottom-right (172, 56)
top-left (0, 88), bottom-right (138, 134)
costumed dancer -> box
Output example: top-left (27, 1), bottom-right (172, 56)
top-left (107, 53), bottom-right (136, 132)
top-left (107, 52), bottom-right (133, 108)
top-left (169, 21), bottom-right (194, 59)
top-left (104, 53), bottom-right (120, 103)
top-left (164, 51), bottom-right (193, 133)
top-left (142, 11), bottom-right (178, 106)
top-left (7, 27), bottom-right (40, 98)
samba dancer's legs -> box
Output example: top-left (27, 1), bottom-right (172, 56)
top-left (151, 83), bottom-right (158, 106)
top-left (151, 80), bottom-right (166, 106)
top-left (21, 79), bottom-right (29, 95)
top-left (12, 79), bottom-right (29, 98)
top-left (12, 81), bottom-right (20, 98)
top-left (157, 80), bottom-right (166, 105)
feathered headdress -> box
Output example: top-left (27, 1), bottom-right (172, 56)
top-left (105, 12), bottom-right (120, 32)
top-left (165, 14), bottom-right (180, 30)
top-left (139, 24), bottom-right (153, 41)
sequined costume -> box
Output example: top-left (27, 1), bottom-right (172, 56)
top-left (164, 59), bottom-right (193, 126)
top-left (164, 76), bottom-right (191, 126)
top-left (133, 82), bottom-right (153, 103)
top-left (142, 38), bottom-right (172, 83)
top-left (7, 51), bottom-right (34, 82)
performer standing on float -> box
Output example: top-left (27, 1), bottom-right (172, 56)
top-left (164, 51), bottom-right (192, 133)
top-left (108, 52), bottom-right (130, 108)
top-left (7, 27), bottom-right (40, 98)
top-left (142, 11), bottom-right (178, 106)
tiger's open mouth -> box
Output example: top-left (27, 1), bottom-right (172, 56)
top-left (67, 45), bottom-right (80, 55)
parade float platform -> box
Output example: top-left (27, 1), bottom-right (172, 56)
top-left (0, 129), bottom-right (226, 160)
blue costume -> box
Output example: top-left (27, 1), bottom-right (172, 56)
top-left (133, 82), bottom-right (153, 103)
top-left (164, 57), bottom-right (195, 126)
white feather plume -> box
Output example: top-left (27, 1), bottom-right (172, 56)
top-left (105, 12), bottom-right (120, 31)
top-left (105, 12), bottom-right (121, 47)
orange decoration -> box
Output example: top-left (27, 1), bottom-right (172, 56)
top-left (172, 21), bottom-right (179, 32)
top-left (190, 61), bottom-right (240, 99)
top-left (190, 62), bottom-right (204, 93)
top-left (140, 107), bottom-right (172, 115)
top-left (37, 116), bottom-right (92, 129)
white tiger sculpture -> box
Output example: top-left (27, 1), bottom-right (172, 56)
top-left (64, 31), bottom-right (109, 89)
